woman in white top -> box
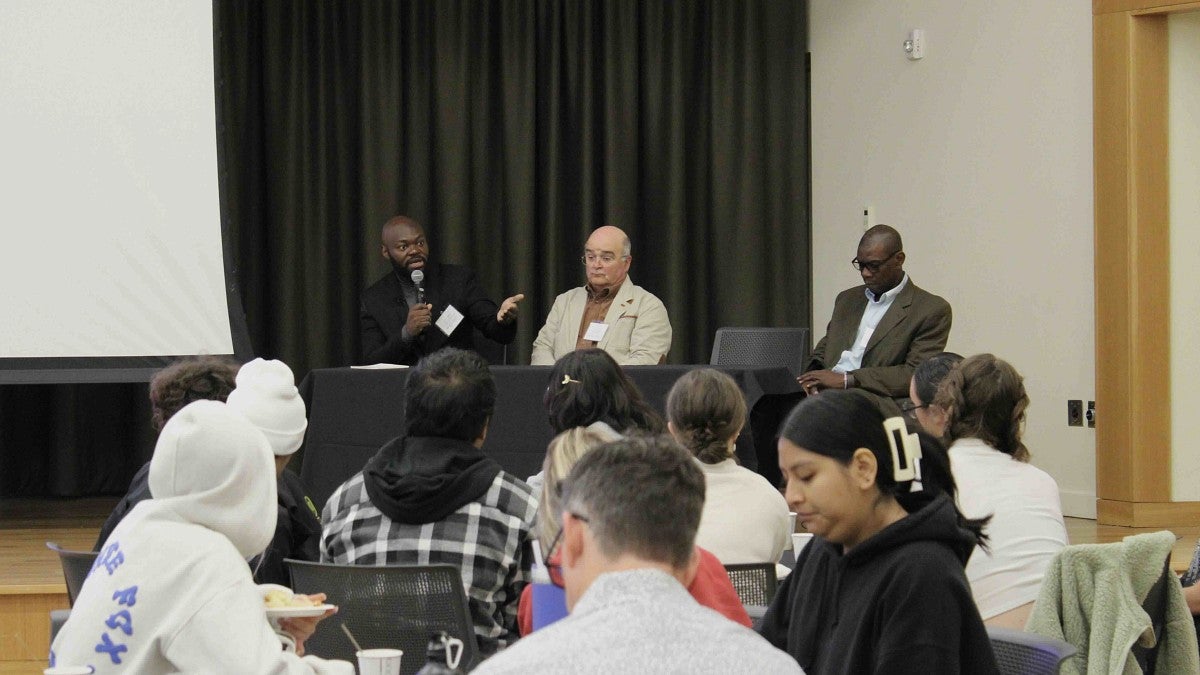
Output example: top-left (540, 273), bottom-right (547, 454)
top-left (933, 353), bottom-right (1069, 628)
top-left (667, 368), bottom-right (790, 565)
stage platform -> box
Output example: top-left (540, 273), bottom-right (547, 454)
top-left (0, 499), bottom-right (1196, 674)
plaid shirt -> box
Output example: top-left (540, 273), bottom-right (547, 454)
top-left (321, 468), bottom-right (537, 655)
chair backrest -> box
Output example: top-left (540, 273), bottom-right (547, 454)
top-left (286, 559), bottom-right (478, 675)
top-left (709, 327), bottom-right (810, 376)
top-left (46, 542), bottom-right (99, 606)
top-left (723, 563), bottom-right (778, 607)
top-left (987, 626), bottom-right (1078, 675)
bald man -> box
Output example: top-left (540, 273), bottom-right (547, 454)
top-left (531, 226), bottom-right (672, 365)
top-left (360, 216), bottom-right (524, 365)
top-left (798, 224), bottom-right (951, 416)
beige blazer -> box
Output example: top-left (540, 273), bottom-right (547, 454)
top-left (531, 277), bottom-right (672, 365)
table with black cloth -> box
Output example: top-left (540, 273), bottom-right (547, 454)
top-left (297, 365), bottom-right (802, 512)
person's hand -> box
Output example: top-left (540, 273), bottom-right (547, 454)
top-left (796, 369), bottom-right (845, 395)
top-left (496, 293), bottom-right (526, 324)
top-left (405, 303), bottom-right (433, 336)
top-left (278, 593), bottom-right (337, 657)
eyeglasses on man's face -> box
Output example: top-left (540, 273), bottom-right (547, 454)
top-left (542, 512), bottom-right (590, 588)
top-left (581, 252), bottom-right (626, 266)
top-left (851, 250), bottom-right (901, 273)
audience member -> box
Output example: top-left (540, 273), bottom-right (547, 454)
top-left (934, 353), bottom-right (1069, 628)
top-left (543, 348), bottom-right (664, 434)
top-left (475, 436), bottom-right (800, 674)
top-left (94, 355), bottom-right (240, 549)
top-left (759, 390), bottom-right (998, 675)
top-left (666, 368), bottom-right (790, 564)
top-left (798, 225), bottom-right (951, 416)
top-left (905, 351), bottom-right (964, 437)
top-left (320, 348), bottom-right (536, 655)
top-left (360, 215), bottom-right (524, 365)
top-left (531, 225), bottom-right (672, 365)
top-left (516, 423), bottom-right (750, 635)
top-left (51, 401), bottom-right (344, 673)
top-left (94, 357), bottom-right (322, 588)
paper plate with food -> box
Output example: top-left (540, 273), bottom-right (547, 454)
top-left (259, 583), bottom-right (335, 619)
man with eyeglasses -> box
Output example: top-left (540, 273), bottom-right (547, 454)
top-left (472, 435), bottom-right (800, 675)
top-left (797, 224), bottom-right (952, 416)
top-left (531, 225), bottom-right (672, 365)
top-left (360, 215), bottom-right (525, 365)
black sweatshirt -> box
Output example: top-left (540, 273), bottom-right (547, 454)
top-left (758, 492), bottom-right (1000, 675)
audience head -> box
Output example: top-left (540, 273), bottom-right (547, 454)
top-left (537, 422), bottom-right (624, 547)
top-left (148, 400), bottom-right (277, 558)
top-left (225, 358), bottom-right (308, 458)
top-left (558, 435), bottom-right (705, 607)
top-left (777, 390), bottom-right (986, 551)
top-left (148, 355), bottom-right (240, 432)
top-left (583, 225), bottom-right (632, 291)
top-left (544, 348), bottom-right (664, 434)
top-left (380, 215), bottom-right (429, 274)
top-left (934, 353), bottom-right (1030, 462)
top-left (854, 224), bottom-right (906, 297)
top-left (666, 368), bottom-right (746, 464)
top-left (405, 348), bottom-right (496, 443)
top-left (907, 352), bottom-right (964, 437)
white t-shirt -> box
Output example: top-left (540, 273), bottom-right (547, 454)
top-left (694, 458), bottom-right (791, 565)
top-left (949, 437), bottom-right (1069, 619)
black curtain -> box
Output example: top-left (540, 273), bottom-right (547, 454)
top-left (0, 0), bottom-right (809, 496)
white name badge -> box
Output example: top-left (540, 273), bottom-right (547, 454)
top-left (436, 304), bottom-right (465, 336)
top-left (583, 321), bottom-right (608, 342)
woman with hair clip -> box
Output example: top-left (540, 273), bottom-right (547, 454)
top-left (758, 390), bottom-right (998, 675)
top-left (666, 368), bottom-right (790, 565)
top-left (543, 348), bottom-right (664, 434)
top-left (933, 353), bottom-right (1068, 628)
top-left (516, 423), bottom-right (750, 635)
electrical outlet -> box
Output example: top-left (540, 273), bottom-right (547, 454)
top-left (1086, 401), bottom-right (1096, 428)
top-left (1067, 400), bottom-right (1083, 427)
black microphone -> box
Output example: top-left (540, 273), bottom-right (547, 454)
top-left (410, 269), bottom-right (425, 305)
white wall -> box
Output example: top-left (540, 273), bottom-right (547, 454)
top-left (1170, 12), bottom-right (1200, 501)
top-left (809, 1), bottom-right (1097, 517)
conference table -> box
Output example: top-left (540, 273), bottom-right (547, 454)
top-left (297, 365), bottom-right (803, 511)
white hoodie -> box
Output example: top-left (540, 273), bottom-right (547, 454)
top-left (50, 400), bottom-right (348, 674)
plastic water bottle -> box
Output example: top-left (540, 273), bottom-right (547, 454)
top-left (414, 631), bottom-right (465, 675)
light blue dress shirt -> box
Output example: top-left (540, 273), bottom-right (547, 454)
top-left (832, 274), bottom-right (909, 373)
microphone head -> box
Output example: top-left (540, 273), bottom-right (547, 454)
top-left (410, 269), bottom-right (424, 286)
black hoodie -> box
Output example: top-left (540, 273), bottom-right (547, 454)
top-left (758, 492), bottom-right (999, 675)
top-left (363, 435), bottom-right (503, 524)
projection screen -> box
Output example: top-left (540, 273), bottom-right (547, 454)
top-left (0, 0), bottom-right (251, 383)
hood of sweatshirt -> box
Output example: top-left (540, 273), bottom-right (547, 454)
top-left (147, 400), bottom-right (277, 559)
top-left (844, 491), bottom-right (978, 567)
top-left (363, 435), bottom-right (503, 525)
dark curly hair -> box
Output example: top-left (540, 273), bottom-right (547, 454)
top-left (148, 356), bottom-right (241, 431)
top-left (666, 369), bottom-right (746, 464)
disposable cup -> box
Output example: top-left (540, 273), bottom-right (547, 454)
top-left (792, 532), bottom-right (815, 559)
top-left (531, 564), bottom-right (569, 630)
top-left (788, 511), bottom-right (797, 533)
top-left (357, 648), bottom-right (403, 675)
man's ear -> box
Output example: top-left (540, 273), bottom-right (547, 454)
top-left (474, 416), bottom-right (490, 447)
top-left (894, 251), bottom-right (906, 267)
top-left (561, 512), bottom-right (587, 569)
top-left (849, 447), bottom-right (879, 490)
top-left (381, 244), bottom-right (390, 261)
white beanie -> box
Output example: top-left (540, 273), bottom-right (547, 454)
top-left (225, 358), bottom-right (308, 456)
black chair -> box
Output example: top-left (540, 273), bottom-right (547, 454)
top-left (709, 327), bottom-right (810, 377)
top-left (987, 626), bottom-right (1077, 675)
top-left (286, 559), bottom-right (478, 675)
top-left (46, 542), bottom-right (98, 606)
top-left (723, 562), bottom-right (778, 607)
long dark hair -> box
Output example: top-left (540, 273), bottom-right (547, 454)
top-left (544, 349), bottom-right (664, 434)
top-left (780, 390), bottom-right (988, 547)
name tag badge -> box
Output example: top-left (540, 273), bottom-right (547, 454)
top-left (584, 321), bottom-right (609, 342)
top-left (436, 304), bottom-right (465, 336)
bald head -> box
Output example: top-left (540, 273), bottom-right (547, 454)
top-left (380, 215), bottom-right (429, 273)
top-left (859, 224), bottom-right (902, 252)
top-left (583, 226), bottom-right (632, 291)
top-left (855, 224), bottom-right (906, 297)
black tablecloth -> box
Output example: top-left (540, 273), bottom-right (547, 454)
top-left (297, 365), bottom-right (801, 511)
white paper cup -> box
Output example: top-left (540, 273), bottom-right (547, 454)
top-left (792, 532), bottom-right (815, 559)
top-left (357, 648), bottom-right (403, 675)
top-left (322, 662), bottom-right (356, 675)
top-left (788, 511), bottom-right (797, 533)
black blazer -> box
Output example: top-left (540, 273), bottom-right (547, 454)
top-left (359, 261), bottom-right (516, 365)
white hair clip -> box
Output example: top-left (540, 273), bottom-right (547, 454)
top-left (561, 374), bottom-right (580, 385)
top-left (883, 417), bottom-right (922, 486)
